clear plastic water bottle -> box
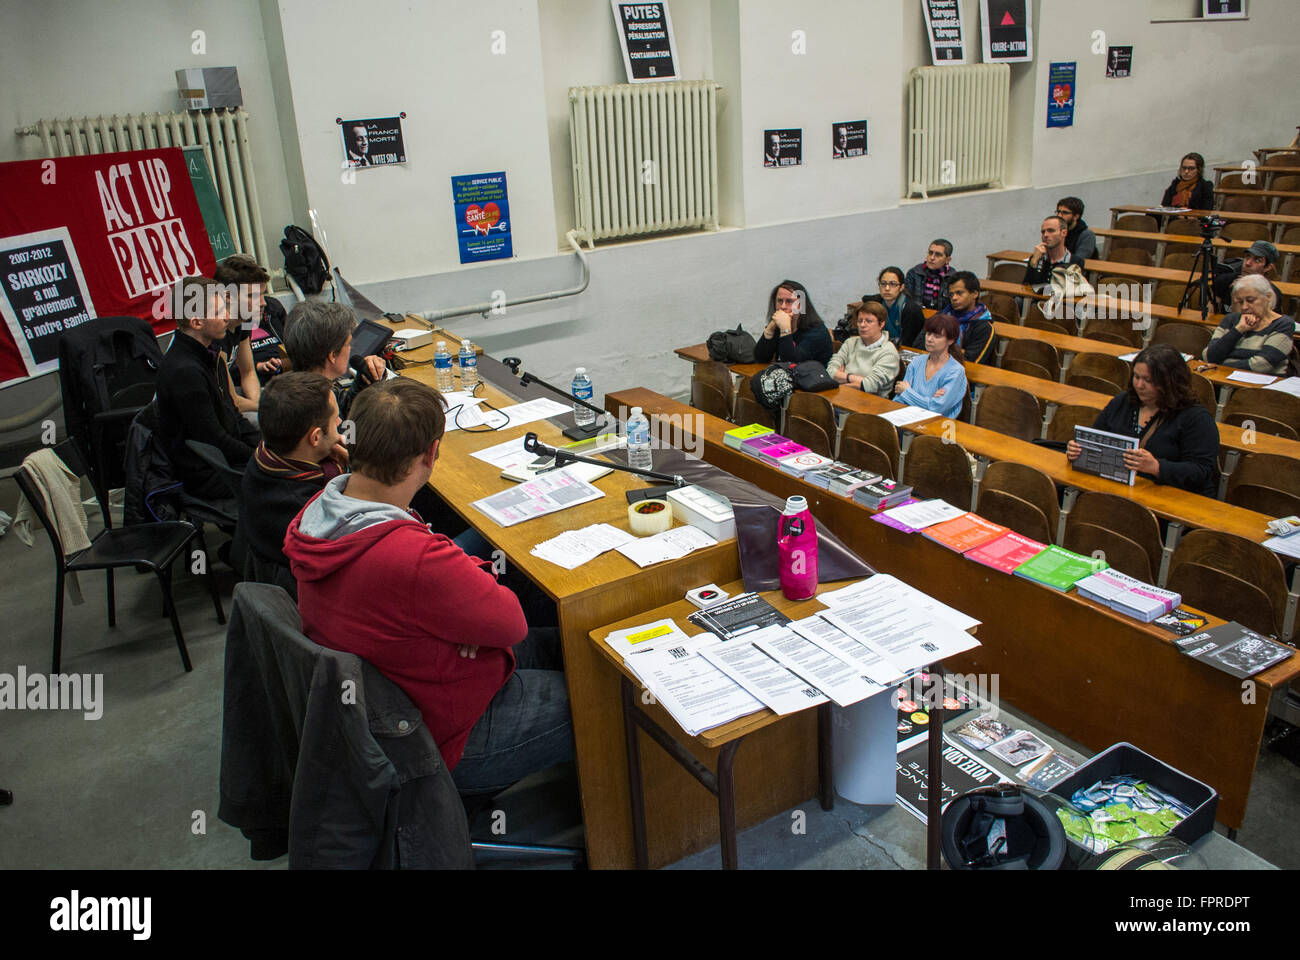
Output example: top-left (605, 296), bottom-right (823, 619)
top-left (572, 367), bottom-right (595, 427)
top-left (626, 406), bottom-right (653, 472)
top-left (434, 341), bottom-right (454, 392)
top-left (458, 339), bottom-right (478, 390)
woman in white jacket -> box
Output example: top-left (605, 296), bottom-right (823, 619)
top-left (827, 301), bottom-right (900, 397)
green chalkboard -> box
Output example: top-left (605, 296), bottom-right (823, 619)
top-left (182, 145), bottom-right (236, 262)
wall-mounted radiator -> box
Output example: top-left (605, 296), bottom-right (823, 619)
top-left (569, 81), bottom-right (719, 245)
top-left (14, 108), bottom-right (271, 272)
top-left (907, 65), bottom-right (1009, 199)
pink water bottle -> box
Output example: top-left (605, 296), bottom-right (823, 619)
top-left (778, 495), bottom-right (819, 600)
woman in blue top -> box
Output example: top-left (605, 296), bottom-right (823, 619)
top-left (892, 312), bottom-right (967, 420)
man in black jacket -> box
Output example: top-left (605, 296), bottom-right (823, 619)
top-left (235, 372), bottom-right (342, 594)
top-left (1023, 216), bottom-right (1079, 288)
top-left (1056, 197), bottom-right (1097, 261)
top-left (156, 275), bottom-right (260, 500)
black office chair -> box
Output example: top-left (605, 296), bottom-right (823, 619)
top-left (15, 439), bottom-right (218, 673)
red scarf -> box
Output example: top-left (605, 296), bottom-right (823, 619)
top-left (253, 442), bottom-right (342, 483)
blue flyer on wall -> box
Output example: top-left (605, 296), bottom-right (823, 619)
top-left (451, 171), bottom-right (512, 264)
top-left (1046, 61), bottom-right (1076, 128)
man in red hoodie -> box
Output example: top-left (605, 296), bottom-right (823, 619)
top-left (284, 378), bottom-right (573, 794)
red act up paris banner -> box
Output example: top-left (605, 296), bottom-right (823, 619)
top-left (0, 147), bottom-right (215, 386)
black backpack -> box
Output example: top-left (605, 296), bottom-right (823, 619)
top-left (280, 225), bottom-right (331, 295)
top-left (706, 325), bottom-right (758, 364)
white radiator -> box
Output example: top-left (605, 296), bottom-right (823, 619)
top-left (907, 65), bottom-right (1009, 199)
top-left (569, 82), bottom-right (719, 245)
top-left (15, 108), bottom-right (271, 273)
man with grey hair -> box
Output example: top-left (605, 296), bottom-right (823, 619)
top-left (283, 301), bottom-right (386, 418)
top-left (1202, 272), bottom-right (1295, 375)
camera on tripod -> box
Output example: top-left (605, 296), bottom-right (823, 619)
top-left (1198, 214), bottom-right (1227, 238)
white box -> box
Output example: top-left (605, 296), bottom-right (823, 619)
top-left (666, 485), bottom-right (735, 542)
top-left (391, 328), bottom-right (433, 351)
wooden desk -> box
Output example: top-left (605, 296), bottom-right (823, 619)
top-left (605, 389), bottom-right (1300, 830)
top-left (1081, 258), bottom-right (1300, 302)
top-left (391, 339), bottom-right (826, 868)
top-left (1215, 164), bottom-right (1300, 184)
top-left (1110, 204), bottom-right (1300, 242)
top-left (1091, 227), bottom-right (1300, 274)
top-left (978, 276), bottom-right (1227, 331)
top-left (1254, 148), bottom-right (1300, 163)
top-left (1216, 186), bottom-right (1300, 206)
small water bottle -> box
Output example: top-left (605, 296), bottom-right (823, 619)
top-left (778, 495), bottom-right (819, 600)
top-left (434, 341), bottom-right (453, 392)
top-left (626, 406), bottom-right (653, 471)
top-left (572, 367), bottom-right (595, 427)
top-left (458, 339), bottom-right (478, 390)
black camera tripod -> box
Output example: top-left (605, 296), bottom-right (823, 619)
top-left (1178, 219), bottom-right (1223, 322)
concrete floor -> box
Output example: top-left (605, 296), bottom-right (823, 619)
top-left (1, 477), bottom-right (1297, 870)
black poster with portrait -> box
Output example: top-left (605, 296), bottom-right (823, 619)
top-left (831, 121), bottom-right (867, 159)
top-left (340, 116), bottom-right (407, 168)
top-left (763, 129), bottom-right (802, 168)
top-left (1106, 46), bottom-right (1133, 78)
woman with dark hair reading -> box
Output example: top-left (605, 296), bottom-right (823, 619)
top-left (1067, 343), bottom-right (1219, 497)
top-left (892, 312), bottom-right (967, 420)
top-left (754, 279), bottom-right (833, 365)
top-left (1160, 152), bottom-right (1214, 210)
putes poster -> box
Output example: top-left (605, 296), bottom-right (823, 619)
top-left (610, 1), bottom-right (678, 82)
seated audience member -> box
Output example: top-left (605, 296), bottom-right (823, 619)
top-left (893, 313), bottom-right (967, 420)
top-left (235, 372), bottom-right (344, 594)
top-left (855, 266), bottom-right (925, 348)
top-left (828, 301), bottom-right (900, 396)
top-left (1160, 152), bottom-right (1214, 210)
top-left (1210, 240), bottom-right (1284, 311)
top-left (1056, 197), bottom-right (1097, 262)
top-left (754, 279), bottom-right (833, 366)
top-left (1023, 216), bottom-right (1078, 287)
top-left (284, 379), bottom-right (574, 793)
top-left (1068, 343), bottom-right (1219, 498)
top-left (936, 271), bottom-right (997, 365)
top-left (283, 301), bottom-right (386, 419)
top-left (904, 239), bottom-right (955, 312)
top-left (210, 252), bottom-right (284, 413)
top-left (1202, 274), bottom-right (1296, 375)
top-left (156, 275), bottom-right (261, 500)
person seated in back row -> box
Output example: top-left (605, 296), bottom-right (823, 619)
top-left (156, 275), bottom-right (261, 500)
top-left (284, 378), bottom-right (574, 795)
top-left (1055, 197), bottom-right (1097, 262)
top-left (1023, 216), bottom-right (1078, 288)
top-left (934, 271), bottom-right (997, 366)
top-left (754, 279), bottom-right (833, 366)
top-left (828, 301), bottom-right (900, 396)
top-left (1068, 343), bottom-right (1219, 498)
top-left (893, 313), bottom-right (967, 420)
top-left (283, 301), bottom-right (386, 419)
top-left (234, 372), bottom-right (344, 596)
top-left (904, 239), bottom-right (955, 312)
top-left (1202, 274), bottom-right (1296, 376)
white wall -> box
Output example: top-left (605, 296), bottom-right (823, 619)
top-left (0, 0), bottom-right (295, 269)
top-left (272, 0), bottom-right (558, 284)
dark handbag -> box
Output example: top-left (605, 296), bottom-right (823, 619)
top-left (791, 360), bottom-right (837, 392)
top-left (706, 325), bottom-right (758, 363)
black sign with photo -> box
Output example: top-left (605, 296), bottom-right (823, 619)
top-left (982, 0), bottom-right (1032, 62)
top-left (340, 116), bottom-right (407, 168)
top-left (611, 1), bottom-right (678, 82)
top-left (1106, 45), bottom-right (1133, 78)
top-left (0, 232), bottom-right (95, 376)
top-left (831, 121), bottom-right (867, 159)
top-left (1203, 0), bottom-right (1245, 17)
top-left (764, 128), bottom-right (802, 168)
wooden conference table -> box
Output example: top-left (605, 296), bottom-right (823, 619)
top-left (978, 276), bottom-right (1227, 332)
top-left (1110, 204), bottom-right (1300, 243)
top-left (608, 388), bottom-right (1300, 829)
top-left (391, 329), bottom-right (833, 868)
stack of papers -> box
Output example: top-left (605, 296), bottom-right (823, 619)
top-left (880, 405), bottom-right (941, 427)
top-left (1264, 376), bottom-right (1300, 398)
top-left (1225, 370), bottom-right (1277, 385)
top-left (1012, 545), bottom-right (1107, 591)
top-left (922, 513), bottom-right (1009, 553)
top-left (530, 523), bottom-right (634, 570)
top-left (1075, 569), bottom-right (1180, 623)
top-left (874, 498), bottom-right (967, 533)
top-left (616, 524), bottom-right (718, 567)
top-left (470, 468), bottom-right (605, 527)
top-left (963, 531), bottom-right (1047, 574)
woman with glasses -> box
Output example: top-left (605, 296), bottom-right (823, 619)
top-left (1202, 274), bottom-right (1296, 375)
top-left (755, 279), bottom-right (833, 365)
top-left (865, 266), bottom-right (926, 349)
top-left (1160, 152), bottom-right (1214, 210)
